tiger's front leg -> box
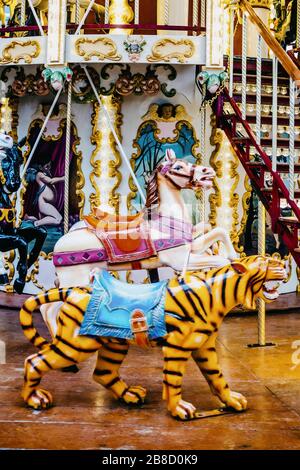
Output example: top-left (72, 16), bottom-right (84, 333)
top-left (162, 342), bottom-right (196, 420)
top-left (192, 334), bottom-right (248, 411)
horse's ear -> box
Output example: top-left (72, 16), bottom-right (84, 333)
top-left (231, 262), bottom-right (249, 274)
top-left (165, 148), bottom-right (176, 162)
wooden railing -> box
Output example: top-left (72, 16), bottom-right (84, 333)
top-left (0, 0), bottom-right (206, 38)
top-left (240, 0), bottom-right (300, 83)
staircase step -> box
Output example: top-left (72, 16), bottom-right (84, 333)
top-left (231, 136), bottom-right (251, 143)
top-left (233, 94), bottom-right (291, 107)
top-left (224, 56), bottom-right (289, 79)
top-left (262, 188), bottom-right (300, 198)
top-left (243, 115), bottom-right (300, 127)
top-left (232, 73), bottom-right (289, 84)
top-left (246, 162), bottom-right (300, 172)
top-left (278, 216), bottom-right (300, 226)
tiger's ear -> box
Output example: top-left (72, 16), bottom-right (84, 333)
top-left (231, 262), bottom-right (249, 274)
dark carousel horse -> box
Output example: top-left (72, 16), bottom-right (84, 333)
top-left (0, 133), bottom-right (47, 294)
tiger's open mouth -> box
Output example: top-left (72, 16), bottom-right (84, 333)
top-left (262, 280), bottom-right (282, 300)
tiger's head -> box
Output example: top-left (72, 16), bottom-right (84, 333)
top-left (231, 255), bottom-right (287, 310)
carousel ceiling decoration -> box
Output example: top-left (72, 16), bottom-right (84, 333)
top-left (99, 64), bottom-right (177, 97)
top-left (1, 67), bottom-right (51, 97)
top-left (0, 64), bottom-right (177, 101)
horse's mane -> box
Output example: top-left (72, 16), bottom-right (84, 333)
top-left (145, 170), bottom-right (159, 208)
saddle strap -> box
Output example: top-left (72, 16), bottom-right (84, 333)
top-left (130, 309), bottom-right (151, 349)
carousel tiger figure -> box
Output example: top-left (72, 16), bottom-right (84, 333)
top-left (19, 255), bottom-right (286, 420)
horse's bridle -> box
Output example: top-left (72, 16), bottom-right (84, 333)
top-left (158, 162), bottom-right (196, 189)
top-left (0, 208), bottom-right (15, 224)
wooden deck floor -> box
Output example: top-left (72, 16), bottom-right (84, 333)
top-left (0, 298), bottom-right (300, 450)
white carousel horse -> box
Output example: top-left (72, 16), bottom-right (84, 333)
top-left (42, 150), bottom-right (237, 338)
top-left (53, 150), bottom-right (237, 288)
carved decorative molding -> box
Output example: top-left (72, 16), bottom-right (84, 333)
top-left (100, 64), bottom-right (177, 97)
top-left (90, 96), bottom-right (123, 213)
top-left (247, 0), bottom-right (271, 8)
top-left (0, 41), bottom-right (41, 65)
top-left (75, 38), bottom-right (122, 61)
top-left (147, 39), bottom-right (195, 63)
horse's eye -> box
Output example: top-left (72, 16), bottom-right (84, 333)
top-left (174, 165), bottom-right (182, 171)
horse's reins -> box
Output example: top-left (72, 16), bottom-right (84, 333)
top-left (158, 163), bottom-right (196, 189)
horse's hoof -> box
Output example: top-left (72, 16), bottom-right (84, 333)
top-left (13, 278), bottom-right (25, 294)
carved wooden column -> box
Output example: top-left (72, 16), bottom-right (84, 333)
top-left (47, 0), bottom-right (67, 65)
top-left (206, 0), bottom-right (224, 68)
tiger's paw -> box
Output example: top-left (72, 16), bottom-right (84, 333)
top-left (222, 391), bottom-right (247, 411)
top-left (25, 388), bottom-right (53, 410)
top-left (169, 400), bottom-right (197, 420)
top-left (120, 386), bottom-right (147, 405)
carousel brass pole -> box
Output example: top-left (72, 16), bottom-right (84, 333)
top-left (248, 34), bottom-right (274, 348)
top-left (82, 65), bottom-right (146, 205)
top-left (75, 0), bottom-right (96, 34)
top-left (256, 34), bottom-right (266, 346)
top-left (27, 0), bottom-right (45, 35)
top-left (21, 0), bottom-right (26, 26)
top-left (64, 81), bottom-right (72, 234)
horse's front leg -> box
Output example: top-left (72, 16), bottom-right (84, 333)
top-left (17, 226), bottom-right (47, 268)
top-left (192, 227), bottom-right (237, 260)
top-left (0, 233), bottom-right (28, 293)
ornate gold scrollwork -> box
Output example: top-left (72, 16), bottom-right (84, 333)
top-left (128, 104), bottom-right (200, 211)
top-left (90, 95), bottom-right (123, 214)
top-left (0, 40), bottom-right (41, 64)
top-left (147, 39), bottom-right (195, 63)
top-left (209, 116), bottom-right (223, 229)
top-left (75, 38), bottom-right (122, 62)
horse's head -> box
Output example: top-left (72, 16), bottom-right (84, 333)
top-left (0, 133), bottom-right (13, 151)
top-left (0, 133), bottom-right (23, 194)
top-left (157, 149), bottom-right (215, 190)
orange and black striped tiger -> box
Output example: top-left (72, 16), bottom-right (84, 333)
top-left (20, 255), bottom-right (286, 420)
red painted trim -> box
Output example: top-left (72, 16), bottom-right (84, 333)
top-left (0, 23), bottom-right (205, 36)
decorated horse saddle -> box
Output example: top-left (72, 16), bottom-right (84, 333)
top-left (84, 208), bottom-right (157, 264)
top-left (79, 270), bottom-right (168, 346)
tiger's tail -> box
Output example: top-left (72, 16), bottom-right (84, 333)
top-left (20, 288), bottom-right (72, 349)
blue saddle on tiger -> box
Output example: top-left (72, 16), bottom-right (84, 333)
top-left (79, 270), bottom-right (168, 341)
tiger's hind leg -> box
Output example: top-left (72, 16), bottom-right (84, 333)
top-left (22, 347), bottom-right (78, 409)
top-left (93, 340), bottom-right (147, 405)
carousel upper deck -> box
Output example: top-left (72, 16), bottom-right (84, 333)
top-left (0, 1), bottom-right (209, 67)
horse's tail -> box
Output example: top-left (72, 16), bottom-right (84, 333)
top-left (20, 288), bottom-right (71, 349)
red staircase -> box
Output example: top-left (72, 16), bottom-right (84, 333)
top-left (215, 87), bottom-right (300, 266)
